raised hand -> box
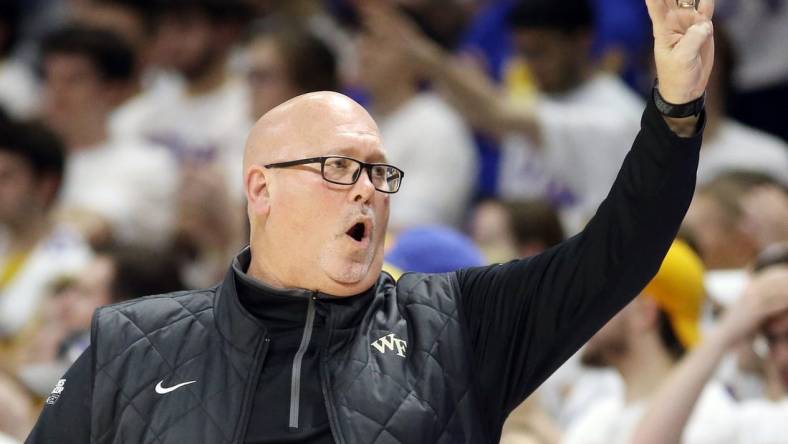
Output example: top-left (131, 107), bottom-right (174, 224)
top-left (646, 0), bottom-right (715, 104)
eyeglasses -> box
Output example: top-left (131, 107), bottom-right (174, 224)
top-left (264, 156), bottom-right (404, 194)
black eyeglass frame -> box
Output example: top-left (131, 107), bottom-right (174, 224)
top-left (264, 155), bottom-right (405, 194)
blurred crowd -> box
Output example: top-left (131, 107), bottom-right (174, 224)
top-left (0, 0), bottom-right (786, 442)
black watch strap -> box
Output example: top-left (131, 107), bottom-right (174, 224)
top-left (652, 81), bottom-right (705, 118)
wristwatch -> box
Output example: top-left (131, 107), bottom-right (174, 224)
top-left (652, 81), bottom-right (705, 118)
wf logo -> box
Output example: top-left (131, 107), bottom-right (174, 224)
top-left (371, 333), bottom-right (408, 357)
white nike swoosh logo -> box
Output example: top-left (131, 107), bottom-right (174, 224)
top-left (155, 380), bottom-right (197, 395)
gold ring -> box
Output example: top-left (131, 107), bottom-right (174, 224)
top-left (677, 0), bottom-right (696, 8)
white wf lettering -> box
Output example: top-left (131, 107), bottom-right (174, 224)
top-left (371, 333), bottom-right (408, 357)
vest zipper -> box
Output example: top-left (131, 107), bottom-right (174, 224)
top-left (289, 295), bottom-right (317, 429)
top-left (235, 335), bottom-right (270, 443)
top-left (319, 303), bottom-right (345, 444)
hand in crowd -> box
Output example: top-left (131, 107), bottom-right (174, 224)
top-left (718, 264), bottom-right (788, 347)
top-left (359, 0), bottom-right (443, 76)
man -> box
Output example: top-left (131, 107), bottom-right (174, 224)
top-left (562, 240), bottom-right (739, 444)
top-left (246, 22), bottom-right (339, 122)
top-left (695, 28), bottom-right (788, 186)
top-left (682, 172), bottom-right (775, 270)
top-left (356, 13), bottom-right (478, 231)
top-left (363, 0), bottom-right (646, 233)
top-left (40, 25), bottom-right (177, 247)
top-left (140, 0), bottom-right (252, 168)
top-left (632, 245), bottom-right (788, 444)
top-left (27, 0), bottom-right (715, 442)
top-left (0, 119), bottom-right (92, 371)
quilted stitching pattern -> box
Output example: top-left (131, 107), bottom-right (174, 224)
top-left (92, 291), bottom-right (255, 444)
top-left (91, 271), bottom-right (488, 443)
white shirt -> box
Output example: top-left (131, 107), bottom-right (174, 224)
top-left (0, 225), bottom-right (91, 338)
top-left (498, 74), bottom-right (644, 234)
top-left (718, 0), bottom-right (788, 90)
top-left (735, 398), bottom-right (788, 444)
top-left (139, 78), bottom-right (251, 198)
top-left (59, 139), bottom-right (178, 246)
top-left (562, 382), bottom-right (739, 444)
top-left (0, 59), bottom-right (38, 118)
top-left (0, 431), bottom-right (19, 444)
top-left (378, 93), bottom-right (478, 231)
top-left (698, 119), bottom-right (788, 186)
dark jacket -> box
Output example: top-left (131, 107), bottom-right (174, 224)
top-left (27, 98), bottom-right (703, 444)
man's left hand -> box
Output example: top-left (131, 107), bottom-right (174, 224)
top-left (647, 0), bottom-right (715, 104)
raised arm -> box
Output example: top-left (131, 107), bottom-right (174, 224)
top-left (360, 2), bottom-right (541, 140)
top-left (631, 265), bottom-right (788, 444)
top-left (450, 0), bottom-right (716, 433)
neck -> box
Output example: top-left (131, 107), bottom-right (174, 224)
top-left (6, 214), bottom-right (49, 253)
top-left (614, 337), bottom-right (676, 403)
top-left (186, 59), bottom-right (228, 96)
top-left (65, 121), bottom-right (108, 151)
top-left (369, 81), bottom-right (417, 117)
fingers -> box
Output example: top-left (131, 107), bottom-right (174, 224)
top-left (698, 0), bottom-right (715, 20)
top-left (645, 0), bottom-right (669, 31)
top-left (672, 19), bottom-right (713, 58)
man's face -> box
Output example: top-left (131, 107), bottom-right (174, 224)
top-left (511, 28), bottom-right (588, 95)
top-left (154, 12), bottom-right (217, 79)
top-left (683, 194), bottom-right (755, 269)
top-left (0, 152), bottom-right (40, 226)
top-left (764, 310), bottom-right (788, 390)
top-left (581, 305), bottom-right (631, 367)
top-left (42, 54), bottom-right (112, 138)
top-left (247, 37), bottom-right (301, 120)
top-left (250, 95), bottom-right (391, 296)
top-left (57, 256), bottom-right (114, 333)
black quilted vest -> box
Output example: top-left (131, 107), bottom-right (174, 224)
top-left (90, 250), bottom-right (488, 443)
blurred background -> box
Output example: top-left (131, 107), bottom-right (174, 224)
top-left (0, 0), bottom-right (786, 442)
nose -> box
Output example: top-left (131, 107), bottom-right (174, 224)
top-left (349, 166), bottom-right (376, 204)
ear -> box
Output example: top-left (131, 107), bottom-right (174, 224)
top-left (245, 165), bottom-right (271, 218)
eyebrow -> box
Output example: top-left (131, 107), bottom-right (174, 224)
top-left (329, 146), bottom-right (388, 163)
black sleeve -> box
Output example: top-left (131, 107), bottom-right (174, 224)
top-left (456, 98), bottom-right (702, 427)
top-left (26, 347), bottom-right (93, 443)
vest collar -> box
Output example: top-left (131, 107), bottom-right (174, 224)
top-left (214, 247), bottom-right (394, 350)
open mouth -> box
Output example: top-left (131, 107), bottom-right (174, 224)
top-left (346, 222), bottom-right (367, 242)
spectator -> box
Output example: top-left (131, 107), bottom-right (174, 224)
top-left (362, 0), bottom-right (644, 233)
top-left (135, 1), bottom-right (254, 286)
top-left (469, 198), bottom-right (564, 263)
top-left (383, 225), bottom-right (485, 277)
top-left (696, 27), bottom-right (788, 186)
top-left (682, 172), bottom-right (778, 270)
top-left (632, 244), bottom-right (788, 444)
top-left (0, 119), bottom-right (91, 371)
top-left (246, 22), bottom-right (339, 121)
top-left (356, 7), bottom-right (478, 231)
top-left (718, 0), bottom-right (788, 142)
top-left (563, 240), bottom-right (739, 444)
top-left (141, 0), bottom-right (252, 171)
top-left (40, 25), bottom-right (177, 248)
top-left (0, 2), bottom-right (38, 118)
top-left (72, 0), bottom-right (171, 142)
top-left (14, 244), bottom-right (184, 399)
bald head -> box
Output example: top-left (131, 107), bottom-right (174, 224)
top-left (242, 91), bottom-right (391, 297)
top-left (243, 91), bottom-right (381, 174)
